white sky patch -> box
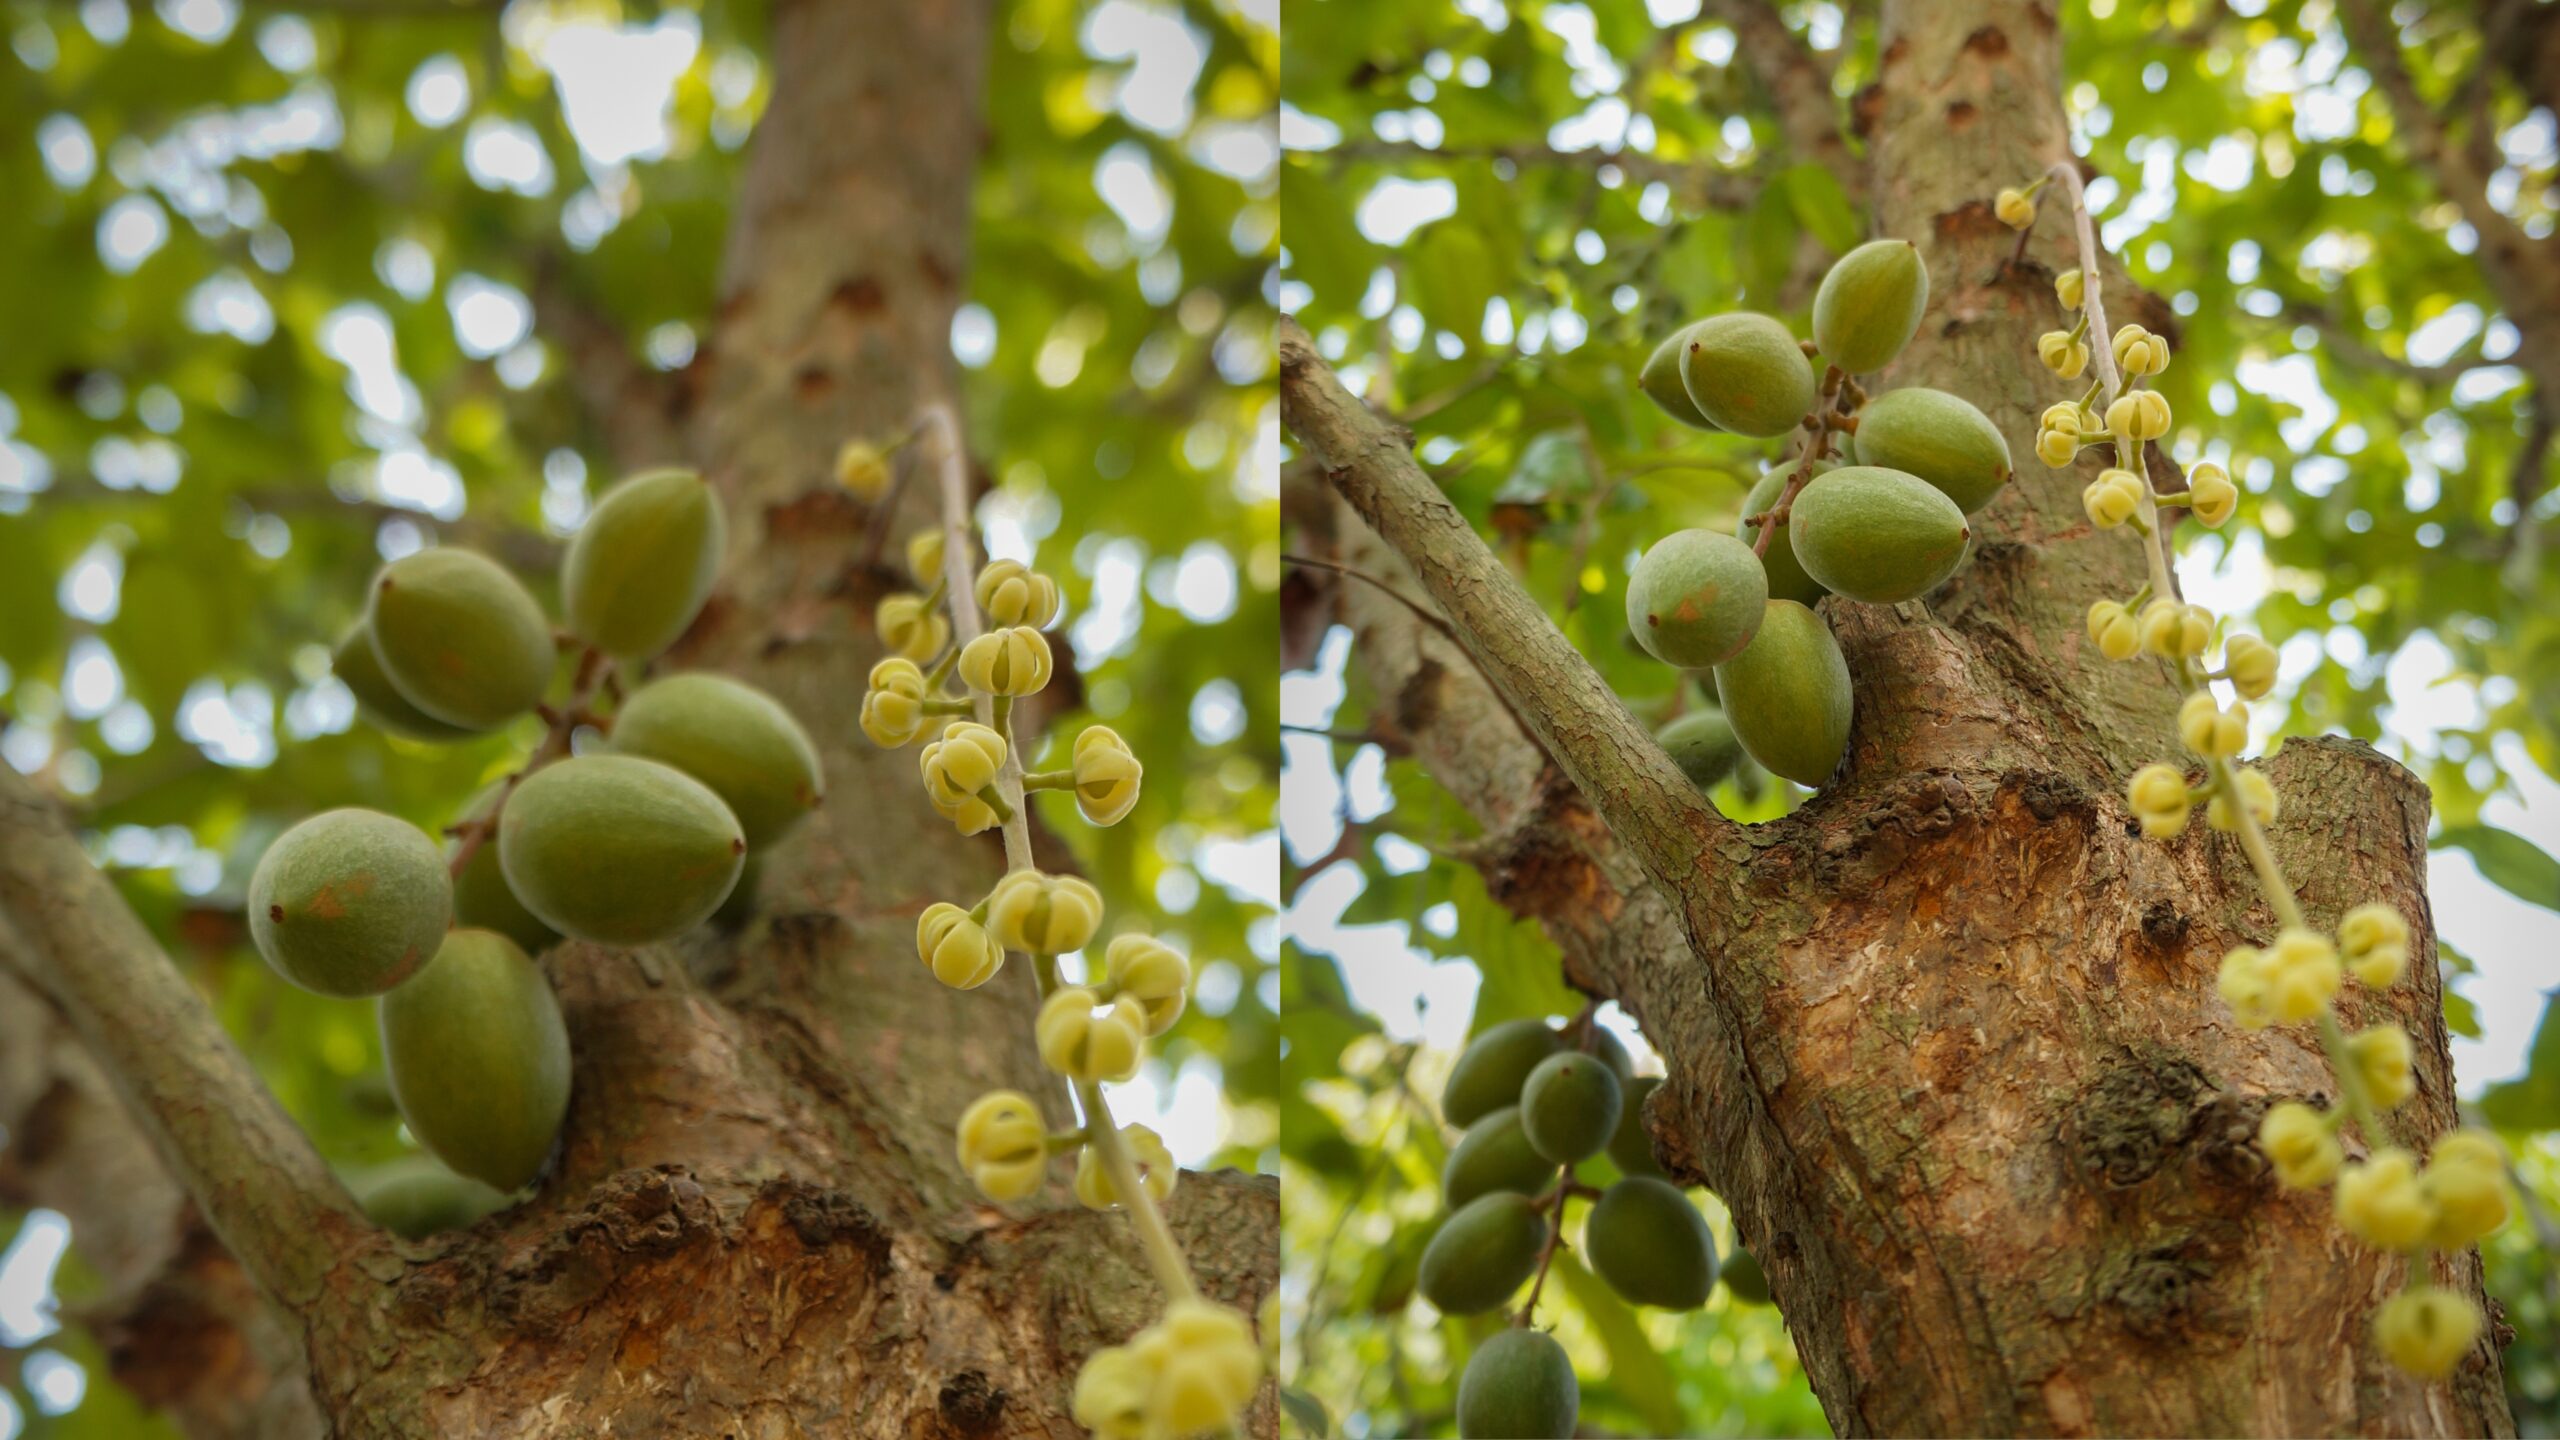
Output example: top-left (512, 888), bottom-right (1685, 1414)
top-left (58, 542), bottom-right (122, 622)
top-left (463, 117), bottom-right (553, 197)
top-left (950, 303), bottom-right (998, 368)
top-left (61, 638), bottom-right (120, 719)
top-left (96, 194), bottom-right (168, 273)
top-left (37, 114), bottom-right (94, 187)
top-left (0, 1212), bottom-right (70, 1345)
top-left (1279, 101), bottom-right (1340, 151)
top-left (1095, 142), bottom-right (1172, 248)
top-left (1082, 0), bottom-right (1205, 137)
top-left (1189, 677), bottom-right (1245, 745)
top-left (535, 14), bottom-right (699, 166)
top-left (1355, 177), bottom-right (1454, 245)
top-left (320, 304), bottom-right (420, 427)
top-left (155, 0), bottom-right (233, 44)
top-left (447, 273), bottom-right (531, 359)
top-left (176, 679), bottom-right (275, 767)
top-left (370, 445), bottom-right (465, 521)
top-left (184, 269), bottom-right (272, 342)
top-left (405, 54), bottom-right (469, 128)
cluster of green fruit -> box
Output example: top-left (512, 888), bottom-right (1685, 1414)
top-left (263, 468), bottom-right (819, 1216)
top-left (1632, 238), bottom-right (2014, 787)
top-left (1999, 173), bottom-right (2510, 1381)
top-left (840, 437), bottom-right (1263, 1440)
top-left (1418, 1017), bottom-right (1769, 1440)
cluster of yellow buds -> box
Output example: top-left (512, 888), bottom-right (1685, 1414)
top-left (1072, 1299), bottom-right (1266, 1440)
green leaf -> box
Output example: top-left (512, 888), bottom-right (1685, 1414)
top-left (1553, 1252), bottom-right (1690, 1437)
top-left (1281, 160), bottom-right (1380, 307)
top-left (1279, 1388), bottom-right (1333, 1437)
top-left (2478, 993), bottom-right (2560, 1131)
top-left (2435, 825), bottom-right (2560, 913)
top-left (1408, 222), bottom-right (1505, 337)
top-left (1782, 163), bottom-right (1863, 256)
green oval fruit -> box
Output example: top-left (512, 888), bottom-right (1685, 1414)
top-left (1589, 1027), bottom-right (1634, 1085)
top-left (248, 808), bottom-right (453, 997)
top-left (1713, 600), bottom-right (1853, 787)
top-left (561, 468), bottom-right (727, 660)
top-left (366, 549), bottom-right (556, 730)
top-left (1722, 1246), bottom-right (1773, 1304)
top-left (1457, 1329), bottom-right (1579, 1440)
top-left (1735, 467), bottom-right (1830, 608)
top-left (1443, 1019), bottom-right (1564, 1129)
top-left (498, 754), bottom-right (746, 946)
top-left (608, 673), bottom-right (823, 847)
top-left (1812, 238), bottom-right (1929, 375)
top-left (358, 1156), bottom-right (510, 1238)
top-left (1418, 1192), bottom-right (1547, 1315)
top-left (449, 786), bottom-right (561, 957)
top-left (380, 928), bottom-right (571, 1191)
top-left (1520, 1051), bottom-right (1622, 1165)
top-left (1639, 322), bottom-right (1717, 430)
top-left (1655, 710), bottom-right (1741, 791)
top-left (1853, 387), bottom-right (2013, 514)
top-left (1790, 465), bottom-right (1972, 603)
top-left (332, 623), bottom-right (476, 741)
top-left (1609, 1074), bottom-right (1669, 1179)
top-left (1625, 529), bottom-right (1769, 667)
top-left (1678, 313), bottom-right (1817, 438)
top-left (1444, 1106), bottom-right (1559, 1210)
top-left (1585, 1175), bottom-right (1717, 1309)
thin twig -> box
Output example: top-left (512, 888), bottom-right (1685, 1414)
top-left (446, 648), bottom-right (613, 881)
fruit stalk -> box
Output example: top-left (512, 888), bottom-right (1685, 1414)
top-left (925, 399), bottom-right (1199, 1303)
top-left (1749, 366), bottom-right (1852, 560)
top-left (444, 645), bottom-right (616, 882)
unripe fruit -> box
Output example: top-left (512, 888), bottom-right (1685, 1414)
top-left (2346, 1024), bottom-right (2415, 1110)
top-left (2374, 1286), bottom-right (2480, 1380)
top-left (332, 622), bottom-right (476, 740)
top-left (1519, 1050), bottom-right (1623, 1164)
top-left (1585, 1175), bottom-right (1716, 1309)
top-left (498, 754), bottom-right (746, 946)
top-left (358, 1156), bottom-right (511, 1238)
top-left (1456, 1328), bottom-right (1578, 1440)
top-left (1736, 467), bottom-right (1830, 607)
top-left (1444, 1106), bottom-right (1562, 1210)
top-left (1444, 1019), bottom-right (1565, 1129)
top-left (1639, 322), bottom-right (1719, 430)
top-left (1789, 466), bottom-right (1971, 603)
top-left (379, 928), bottom-right (571, 1191)
top-left (1812, 239), bottom-right (1929, 376)
top-left (1714, 600), bottom-right (1854, 787)
top-left (560, 468), bottom-right (726, 660)
top-left (608, 673), bottom-right (823, 847)
top-left (1418, 1192), bottom-right (1547, 1315)
top-left (2335, 1148), bottom-right (2434, 1251)
top-left (249, 808), bottom-right (453, 996)
top-left (366, 549), bottom-right (555, 729)
top-left (1678, 313), bottom-right (1818, 438)
top-left (2257, 1102), bottom-right (2341, 1189)
top-left (1852, 387), bottom-right (2013, 514)
top-left (1722, 1247), bottom-right (1772, 1304)
top-left (1626, 530), bottom-right (1769, 668)
top-left (1654, 710), bottom-right (1741, 792)
top-left (1587, 1025), bottom-right (1635, 1085)
top-left (1608, 1074), bottom-right (1669, 1180)
top-left (449, 787), bottom-right (561, 956)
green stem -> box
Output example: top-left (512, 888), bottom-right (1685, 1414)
top-left (2315, 1009), bottom-right (2385, 1148)
top-left (1021, 769), bottom-right (1076, 791)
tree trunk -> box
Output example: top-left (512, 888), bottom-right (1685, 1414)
top-left (1279, 2), bottom-right (2516, 1434)
top-left (1, 0), bottom-right (1276, 1434)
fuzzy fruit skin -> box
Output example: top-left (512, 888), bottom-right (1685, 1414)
top-left (1520, 1051), bottom-right (1623, 1164)
top-left (1788, 465), bottom-right (1972, 604)
top-left (1418, 1193), bottom-right (1547, 1315)
top-left (1813, 239), bottom-right (1929, 375)
top-left (561, 468), bottom-right (727, 660)
top-left (1457, 1329), bottom-right (1579, 1440)
top-left (1625, 529), bottom-right (1770, 667)
top-left (379, 928), bottom-right (571, 1192)
top-left (449, 785), bottom-right (561, 956)
top-left (1722, 1247), bottom-right (1772, 1303)
top-left (249, 808), bottom-right (453, 997)
top-left (608, 673), bottom-right (824, 847)
top-left (1639, 322), bottom-right (1718, 430)
top-left (1444, 1106), bottom-right (1561, 1210)
top-left (1443, 1019), bottom-right (1564, 1129)
top-left (366, 549), bottom-right (556, 729)
top-left (1654, 710), bottom-right (1741, 791)
top-left (1585, 1175), bottom-right (1717, 1309)
top-left (332, 623), bottom-right (477, 740)
top-left (1852, 387), bottom-right (2013, 514)
top-left (1714, 600), bottom-right (1854, 787)
top-left (1608, 1075), bottom-right (1669, 1179)
top-left (1678, 313), bottom-right (1818, 438)
top-left (1736, 467), bottom-right (1831, 607)
top-left (358, 1156), bottom-right (510, 1238)
top-left (498, 754), bottom-right (746, 946)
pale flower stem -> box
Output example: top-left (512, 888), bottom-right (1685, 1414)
top-left (925, 398), bottom-right (1200, 1305)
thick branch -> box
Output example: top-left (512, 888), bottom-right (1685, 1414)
top-left (1275, 315), bottom-right (1731, 900)
top-left (0, 766), bottom-right (371, 1313)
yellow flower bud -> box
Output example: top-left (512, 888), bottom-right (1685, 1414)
top-left (2138, 598), bottom-right (2212, 659)
top-left (2260, 926), bottom-right (2338, 1023)
top-left (1071, 725), bottom-right (1144, 826)
top-left (2036, 425), bottom-right (2082, 469)
top-left (2223, 632), bottom-right (2279, 700)
top-left (2336, 1148), bottom-right (2435, 1250)
top-left (1143, 1300), bottom-right (1265, 1437)
top-left (1036, 985), bottom-right (1146, 1083)
top-left (958, 625), bottom-right (1054, 697)
top-left (2187, 461), bottom-right (2236, 527)
top-left (2056, 268), bottom-right (2084, 310)
top-left (2126, 762), bottom-right (2191, 839)
top-left (988, 868), bottom-right (1105, 954)
top-left (920, 721), bottom-right (1008, 834)
top-left (906, 528), bottom-right (945, 585)
top-left (2083, 469), bottom-right (2145, 528)
top-left (2206, 766), bottom-right (2278, 834)
top-left (2430, 1129), bottom-right (2504, 1175)
top-left (2037, 330), bottom-right (2090, 379)
top-left (918, 901), bottom-right (1004, 990)
top-left (860, 657), bottom-right (931, 748)
top-left (2106, 389), bottom-right (2170, 442)
top-left (2421, 1147), bottom-right (2510, 1249)
top-left (2218, 947), bottom-right (2274, 1029)
top-left (1105, 932), bottom-right (1190, 1034)
top-left (976, 558), bottom-right (1061, 629)
top-left (1073, 1123), bottom-right (1178, 1210)
top-left (2178, 692), bottom-right (2247, 758)
top-left (2373, 1286), bottom-right (2479, 1380)
top-left (1070, 1344), bottom-right (1153, 1440)
top-left (957, 1090), bottom-right (1048, 1202)
top-left (877, 592), bottom-right (950, 663)
top-left (1995, 187), bottom-right (2035, 229)
top-left (2085, 600), bottom-right (2139, 661)
top-left (2111, 323), bottom-right (2169, 377)
top-left (2259, 1102), bottom-right (2342, 1189)
top-left (2346, 1024), bottom-right (2415, 1110)
top-left (835, 439), bottom-right (891, 500)
top-left (2339, 902), bottom-right (2410, 988)
top-left (2042, 400), bottom-right (2085, 434)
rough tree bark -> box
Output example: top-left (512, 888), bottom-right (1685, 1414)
top-left (1280, 2), bottom-right (2516, 1435)
top-left (0, 0), bottom-right (1276, 1435)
